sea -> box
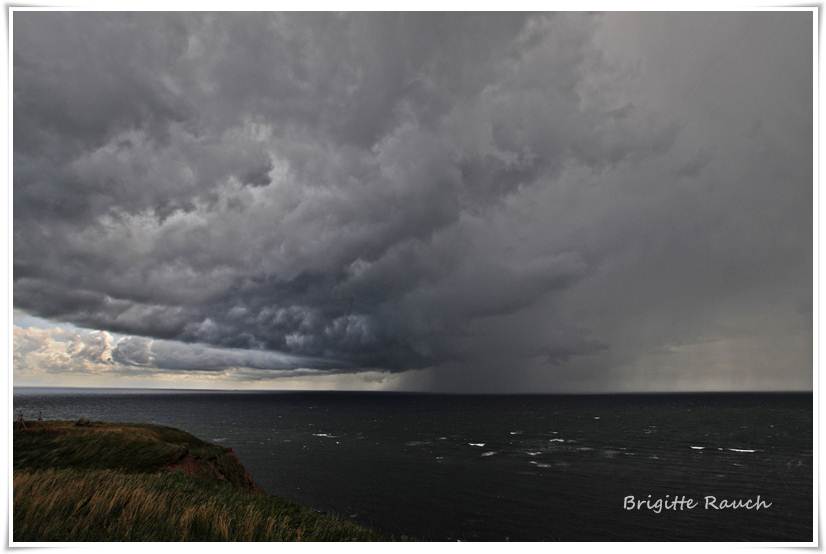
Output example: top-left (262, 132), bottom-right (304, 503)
top-left (13, 389), bottom-right (813, 541)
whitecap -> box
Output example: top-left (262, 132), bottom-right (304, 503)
top-left (548, 438), bottom-right (565, 443)
top-left (728, 448), bottom-right (757, 453)
top-left (509, 431), bottom-right (523, 435)
top-left (690, 446), bottom-right (705, 450)
top-left (313, 433), bottom-right (338, 438)
top-left (593, 417), bottom-right (601, 420)
top-left (468, 442), bottom-right (486, 447)
top-left (530, 461), bottom-right (552, 468)
top-left (525, 451), bottom-right (542, 456)
top-left (481, 451), bottom-right (497, 457)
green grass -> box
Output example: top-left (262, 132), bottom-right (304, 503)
top-left (15, 420), bottom-right (223, 471)
top-left (13, 420), bottom-right (383, 541)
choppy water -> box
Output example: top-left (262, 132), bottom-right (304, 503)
top-left (14, 389), bottom-right (813, 541)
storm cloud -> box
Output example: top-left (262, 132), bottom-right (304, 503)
top-left (13, 12), bottom-right (812, 391)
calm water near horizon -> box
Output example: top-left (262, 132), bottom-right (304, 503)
top-left (14, 389), bottom-right (813, 541)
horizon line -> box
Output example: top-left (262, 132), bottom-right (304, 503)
top-left (12, 385), bottom-right (814, 395)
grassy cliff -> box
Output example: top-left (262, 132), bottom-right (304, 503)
top-left (13, 420), bottom-right (382, 541)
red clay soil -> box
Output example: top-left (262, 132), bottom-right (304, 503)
top-left (164, 448), bottom-right (262, 494)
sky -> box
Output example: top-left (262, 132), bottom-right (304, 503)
top-left (13, 12), bottom-right (813, 392)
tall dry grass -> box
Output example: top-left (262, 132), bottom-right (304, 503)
top-left (14, 468), bottom-right (381, 541)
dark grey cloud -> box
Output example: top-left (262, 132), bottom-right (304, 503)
top-left (111, 335), bottom-right (335, 372)
top-left (13, 12), bottom-right (812, 390)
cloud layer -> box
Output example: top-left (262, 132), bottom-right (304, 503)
top-left (13, 13), bottom-right (812, 391)
top-left (13, 315), bottom-right (339, 384)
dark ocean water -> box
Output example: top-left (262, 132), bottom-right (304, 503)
top-left (14, 389), bottom-right (813, 541)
